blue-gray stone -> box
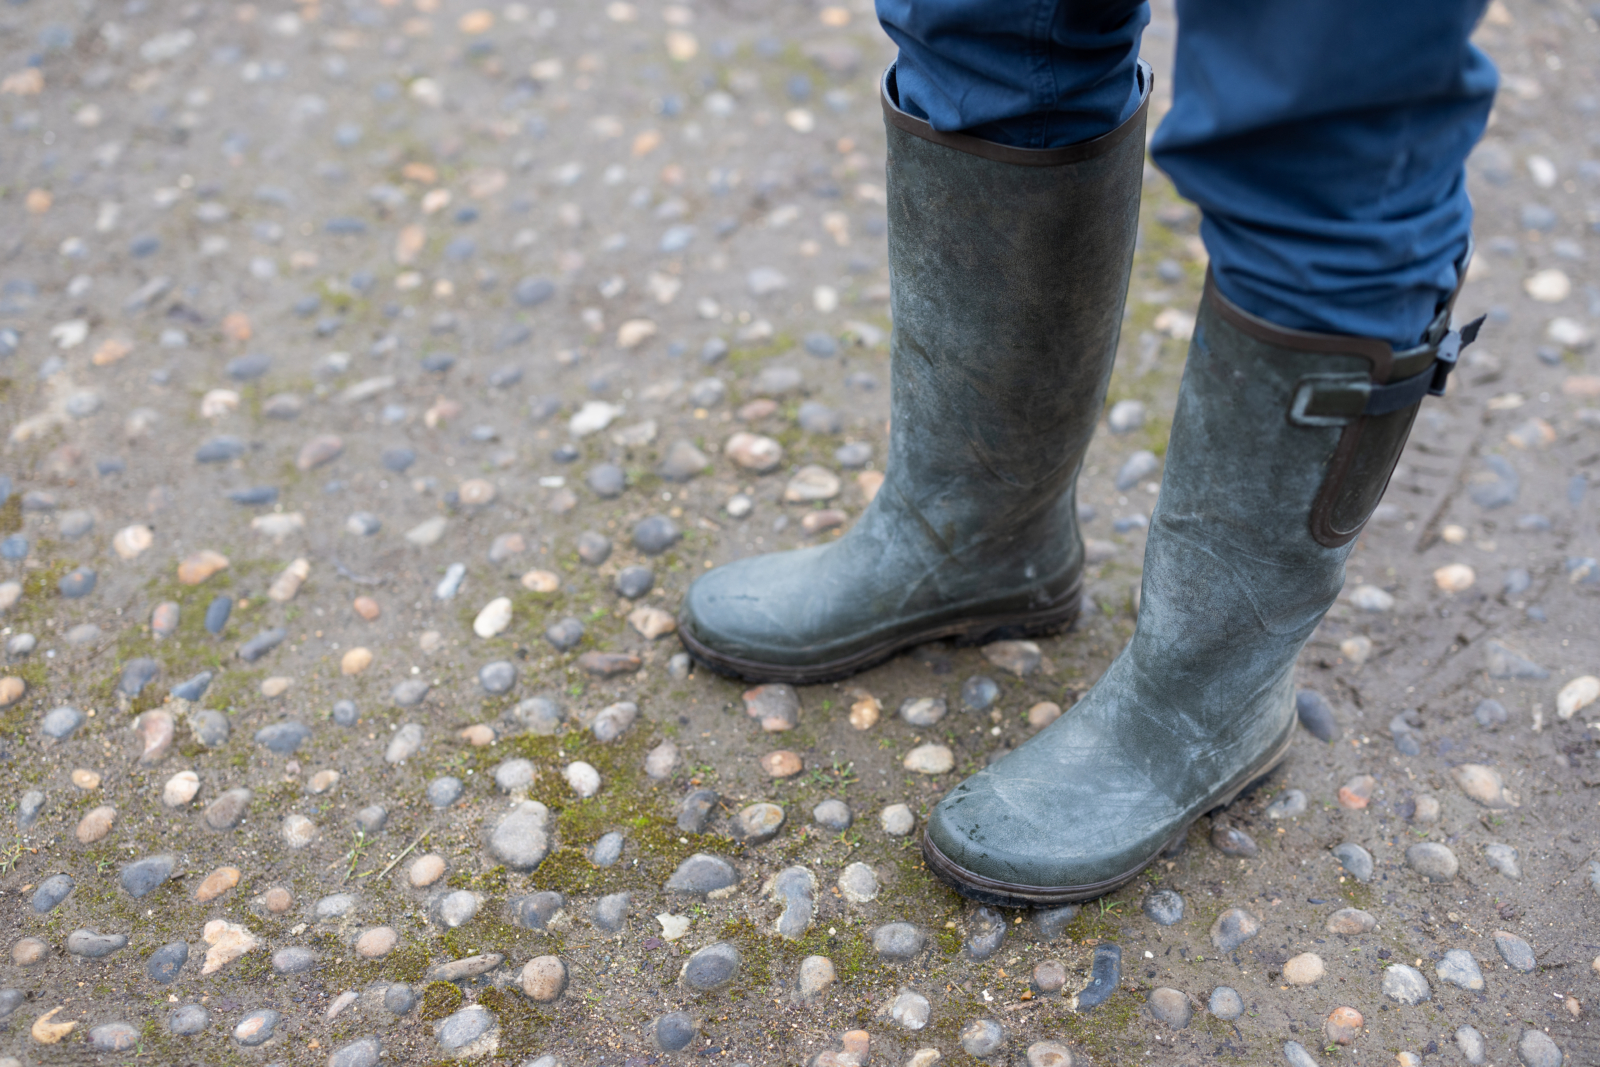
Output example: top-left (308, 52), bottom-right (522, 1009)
top-left (196, 436), bottom-right (247, 463)
top-left (328, 1037), bottom-right (382, 1067)
top-left (1332, 842), bottom-right (1374, 883)
top-left (961, 675), bottom-right (1000, 711)
top-left (192, 709), bottom-right (230, 747)
top-left (835, 441), bottom-right (873, 468)
top-left (239, 628), bottom-right (287, 661)
top-left (332, 699), bottom-right (358, 726)
top-left (797, 401), bottom-right (842, 433)
top-left (615, 566), bottom-right (655, 599)
top-left (427, 777), bottom-right (464, 807)
top-left (545, 617), bottom-right (585, 651)
top-left (682, 942), bottom-right (740, 990)
top-left (120, 854), bottom-right (175, 897)
top-left (587, 464), bottom-right (625, 498)
top-left (32, 873), bottom-right (73, 912)
top-left (41, 705), bottom-right (84, 739)
top-left (1077, 943), bottom-right (1122, 1009)
top-left (272, 946), bottom-right (318, 974)
top-left (633, 515), bottom-right (680, 555)
top-left (18, 790), bottom-right (45, 828)
top-left (255, 721), bottom-right (310, 754)
top-left (0, 989), bottom-right (23, 1018)
top-left (479, 660), bottom-right (517, 694)
top-left (147, 942), bottom-right (189, 982)
top-left (513, 276), bottom-right (555, 307)
top-left (577, 531), bottom-right (612, 565)
top-left (168, 1004), bottom-right (211, 1035)
top-left (384, 984), bottom-right (417, 1014)
top-left (1115, 450), bottom-right (1160, 490)
top-left (678, 789), bottom-right (719, 833)
top-left (508, 891), bottom-right (566, 930)
top-left (228, 485), bottom-right (278, 506)
top-left (592, 891), bottom-right (631, 933)
top-left (89, 1021), bottom-right (139, 1051)
top-left (1143, 888), bottom-right (1185, 926)
top-left (172, 671), bottom-right (213, 701)
top-left (654, 1012), bottom-right (696, 1052)
top-left (803, 331), bottom-right (838, 357)
top-left (1033, 904), bottom-right (1080, 941)
top-left (591, 831), bottom-right (625, 867)
top-left (1469, 455), bottom-right (1519, 509)
top-left (0, 535), bottom-right (26, 560)
top-left (119, 657), bottom-right (160, 697)
top-left (436, 1006), bottom-right (494, 1049)
top-left (355, 805), bottom-right (388, 832)
top-left (1209, 986), bottom-right (1243, 1020)
top-left (382, 447), bottom-right (416, 471)
top-left (58, 566), bottom-right (96, 598)
top-left (234, 1009), bottom-right (280, 1046)
top-left (67, 929), bottom-right (128, 958)
top-left (870, 922), bottom-right (927, 961)
top-left (205, 596), bottom-right (233, 634)
top-left (965, 906), bottom-right (1006, 960)
top-left (1295, 690), bottom-right (1337, 741)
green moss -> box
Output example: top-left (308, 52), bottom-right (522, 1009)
top-left (714, 917), bottom-right (891, 995)
top-left (419, 980), bottom-right (464, 1021)
top-left (386, 941), bottom-right (433, 983)
top-left (477, 984), bottom-right (556, 1050)
top-left (1055, 988), bottom-right (1146, 1061)
top-left (0, 494), bottom-right (19, 533)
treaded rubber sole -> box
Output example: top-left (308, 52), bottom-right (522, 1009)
top-left (676, 575), bottom-right (1083, 686)
top-left (920, 725), bottom-right (1295, 907)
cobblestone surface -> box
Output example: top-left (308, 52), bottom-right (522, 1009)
top-left (0, 0), bottom-right (1596, 1064)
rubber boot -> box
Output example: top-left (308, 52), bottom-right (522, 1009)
top-left (676, 62), bottom-right (1153, 685)
top-left (922, 267), bottom-right (1481, 905)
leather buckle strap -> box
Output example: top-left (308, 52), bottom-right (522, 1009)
top-left (1288, 314), bottom-right (1485, 427)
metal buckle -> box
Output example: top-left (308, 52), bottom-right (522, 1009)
top-left (1289, 375), bottom-right (1369, 427)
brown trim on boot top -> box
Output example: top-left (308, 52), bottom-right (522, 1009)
top-left (880, 61), bottom-right (1153, 167)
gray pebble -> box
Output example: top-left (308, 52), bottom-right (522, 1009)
top-left (0, 990), bottom-right (22, 1019)
top-left (32, 873), bottom-right (73, 913)
top-left (1283, 1041), bottom-right (1319, 1067)
top-left (17, 790), bottom-right (44, 829)
top-left (1516, 1029), bottom-right (1563, 1067)
top-left (89, 1021), bottom-right (138, 1052)
top-left (545, 617), bottom-right (586, 651)
top-left (961, 675), bottom-right (1000, 711)
top-left (615, 566), bottom-right (655, 599)
top-left (633, 515), bottom-right (680, 555)
top-left (1474, 699), bottom-right (1509, 728)
top-left (1210, 908), bottom-right (1261, 953)
top-left (1148, 987), bottom-right (1192, 1028)
top-left (812, 799), bottom-right (852, 831)
top-left (835, 441), bottom-right (872, 468)
top-left (1332, 842), bottom-right (1374, 882)
top-left (1115, 450), bottom-right (1160, 489)
top-left (428, 777), bottom-right (464, 807)
top-left (436, 1006), bottom-right (495, 1050)
top-left (654, 1012), bottom-right (696, 1052)
top-left (1485, 843), bottom-right (1521, 878)
top-left (577, 531), bottom-right (612, 565)
top-left (328, 1037), bottom-right (382, 1067)
top-left (771, 866), bottom-right (815, 938)
top-left (668, 652), bottom-right (692, 679)
top-left (508, 891), bottom-right (566, 930)
top-left (665, 853), bottom-right (738, 895)
top-left (592, 892), bottom-right (631, 934)
top-left (797, 401), bottom-right (841, 434)
top-left (172, 671), bottom-right (213, 701)
top-left (479, 660), bottom-right (517, 694)
top-left (682, 942), bottom-right (741, 990)
top-left (659, 440), bottom-right (711, 481)
top-left (41, 705), bottom-right (84, 740)
top-left (510, 697), bottom-right (565, 735)
top-left (205, 597), bottom-right (232, 634)
top-left (355, 805), bottom-right (388, 833)
top-left (965, 907), bottom-right (1006, 960)
top-left (120, 854), bottom-right (175, 898)
top-left (58, 510), bottom-right (94, 539)
top-left (1143, 889), bottom-right (1184, 926)
top-left (591, 832), bottom-right (624, 867)
top-left (238, 627), bottom-right (287, 662)
top-left (168, 1004), bottom-right (211, 1035)
top-left (272, 946), bottom-right (317, 974)
top-left (426, 954), bottom-right (505, 984)
top-left (118, 657), bottom-right (160, 696)
top-left (346, 511), bottom-right (382, 536)
top-left (255, 721), bottom-right (310, 754)
top-left (435, 563), bottom-right (467, 600)
top-left (1457, 1025), bottom-right (1487, 1066)
top-left (1209, 986), bottom-right (1243, 1020)
top-left (679, 789), bottom-right (719, 833)
top-left (871, 922), bottom-right (927, 961)
top-left (1406, 842), bottom-right (1459, 882)
top-left (592, 701), bottom-right (639, 742)
top-left (386, 722), bottom-right (425, 761)
top-left (1295, 690), bottom-right (1338, 741)
top-left (434, 890), bottom-right (479, 928)
top-left (1033, 904), bottom-right (1080, 941)
top-left (899, 697), bottom-right (947, 726)
top-left (890, 990), bottom-right (930, 1030)
top-left (495, 758), bottom-right (537, 792)
top-left (204, 787), bottom-right (253, 829)
top-left (67, 929), bottom-right (127, 958)
top-left (1264, 789), bottom-right (1307, 819)
top-left (689, 378), bottom-right (726, 407)
top-left (487, 801), bottom-right (551, 870)
top-left (384, 984), bottom-right (417, 1015)
top-left (57, 567), bottom-right (96, 598)
top-left (1436, 948), bottom-right (1485, 990)
top-left (315, 894), bottom-right (357, 920)
top-left (146, 941), bottom-right (189, 982)
top-left (586, 464), bottom-right (625, 498)
top-left (960, 1018), bottom-right (1006, 1057)
top-left (1495, 931), bottom-right (1537, 972)
top-left (1211, 824), bottom-right (1258, 858)
top-left (733, 802), bottom-right (785, 845)
top-left (1078, 943), bottom-right (1122, 1008)
top-left (191, 709), bottom-right (230, 747)
top-left (1382, 963), bottom-right (1432, 1005)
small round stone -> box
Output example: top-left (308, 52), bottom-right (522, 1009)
top-left (263, 887), bottom-right (293, 913)
top-left (591, 832), bottom-right (625, 867)
top-left (436, 1006), bottom-right (495, 1051)
top-left (872, 923), bottom-right (927, 961)
top-left (233, 1009), bottom-right (280, 1046)
top-left (410, 854), bottom-right (447, 887)
top-left (1026, 1040), bottom-right (1075, 1067)
top-left (495, 758), bottom-right (537, 792)
top-left (1382, 963), bottom-right (1432, 1005)
top-left (902, 743), bottom-right (954, 774)
top-left (521, 955), bottom-right (568, 1002)
top-left (434, 890), bottom-right (479, 928)
top-left (1283, 953), bottom-right (1325, 985)
top-left (479, 660), bottom-right (517, 694)
top-left (1436, 948), bottom-right (1485, 990)
top-left (881, 804), bottom-right (915, 836)
top-left (1143, 889), bottom-right (1184, 926)
top-left (427, 777), bottom-right (464, 807)
top-left (734, 802), bottom-right (785, 844)
top-left (272, 946), bottom-right (317, 974)
top-left (891, 991), bottom-right (930, 1030)
top-left (90, 1021), bottom-right (138, 1051)
top-left (1324, 1006), bottom-right (1363, 1045)
top-left (12, 938), bottom-right (46, 966)
top-left (616, 566), bottom-right (655, 598)
top-left (356, 927), bottom-right (398, 958)
top-left (1148, 987), bottom-right (1193, 1028)
top-left (1210, 824), bottom-right (1258, 858)
top-left (1264, 789), bottom-right (1308, 819)
top-left (960, 1018), bottom-right (1005, 1058)
top-left (654, 1012), bottom-right (695, 1052)
top-left (564, 761), bottom-right (601, 798)
top-left (682, 942), bottom-right (741, 990)
top-left (1516, 1029), bottom-right (1564, 1067)
top-left (282, 814), bottom-right (317, 849)
top-left (961, 675), bottom-right (1000, 711)
top-left (813, 799), bottom-right (853, 831)
top-left (899, 696), bottom-right (947, 726)
top-left (1325, 908), bottom-right (1377, 935)
top-left (837, 862), bottom-right (878, 904)
top-left (1032, 960), bottom-right (1068, 993)
top-left (1405, 842), bottom-right (1459, 882)
top-left (168, 1004), bottom-right (211, 1035)
top-left (1208, 986), bottom-right (1243, 1020)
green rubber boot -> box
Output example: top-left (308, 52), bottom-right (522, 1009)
top-left (676, 63), bottom-right (1153, 685)
top-left (922, 268), bottom-right (1480, 905)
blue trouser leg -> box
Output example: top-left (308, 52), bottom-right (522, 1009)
top-left (875, 0), bottom-right (1498, 347)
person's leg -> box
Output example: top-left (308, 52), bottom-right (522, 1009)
top-left (677, 2), bottom-right (1149, 683)
top-left (876, 0), bottom-right (1149, 148)
top-left (1151, 0), bottom-right (1496, 347)
top-left (923, 2), bottom-right (1494, 903)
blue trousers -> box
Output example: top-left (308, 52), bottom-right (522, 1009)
top-left (877, 0), bottom-right (1498, 347)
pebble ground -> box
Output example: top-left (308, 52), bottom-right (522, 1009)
top-left (0, 0), bottom-right (1596, 1065)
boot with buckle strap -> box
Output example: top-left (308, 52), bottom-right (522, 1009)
top-left (921, 264), bottom-right (1482, 905)
top-left (675, 62), bottom-right (1154, 685)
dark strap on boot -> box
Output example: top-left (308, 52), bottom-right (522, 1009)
top-left (1289, 312), bottom-right (1484, 424)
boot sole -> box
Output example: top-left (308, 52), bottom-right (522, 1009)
top-left (676, 576), bottom-right (1083, 686)
top-left (919, 725), bottom-right (1295, 908)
